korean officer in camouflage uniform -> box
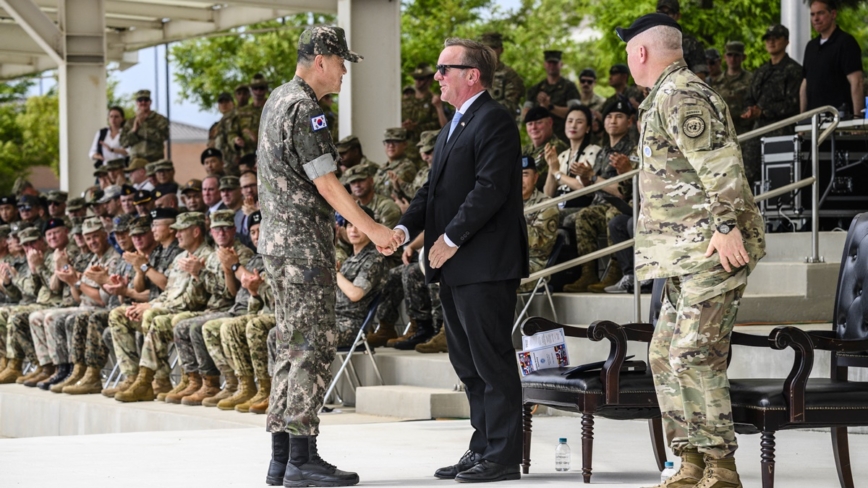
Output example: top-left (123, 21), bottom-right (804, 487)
top-left (257, 25), bottom-right (396, 487)
top-left (479, 32), bottom-right (524, 117)
top-left (618, 14), bottom-right (765, 488)
top-left (519, 156), bottom-right (559, 293)
top-left (120, 90), bottom-right (169, 162)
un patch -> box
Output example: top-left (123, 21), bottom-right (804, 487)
top-left (682, 116), bottom-right (706, 138)
top-left (310, 114), bottom-right (328, 132)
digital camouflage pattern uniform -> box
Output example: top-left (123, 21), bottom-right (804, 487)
top-left (637, 59), bottom-right (765, 459)
top-left (523, 135), bottom-right (568, 190)
top-left (120, 109), bottom-right (169, 162)
top-left (710, 70), bottom-right (754, 135)
top-left (333, 242), bottom-right (386, 347)
top-left (525, 77), bottom-right (581, 141)
top-left (520, 189), bottom-right (559, 292)
top-left (489, 61), bottom-right (525, 117)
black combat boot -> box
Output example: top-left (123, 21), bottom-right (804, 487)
top-left (266, 432), bottom-right (289, 486)
top-left (38, 363), bottom-right (71, 390)
top-left (393, 319), bottom-right (434, 350)
top-left (283, 435), bottom-right (359, 487)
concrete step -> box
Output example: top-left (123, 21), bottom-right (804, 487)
top-left (356, 385), bottom-right (469, 420)
top-left (763, 231), bottom-right (847, 262)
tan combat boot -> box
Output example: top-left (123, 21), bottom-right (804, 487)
top-left (563, 262), bottom-right (599, 293)
top-left (386, 321), bottom-right (416, 347)
top-left (181, 375), bottom-right (221, 406)
top-left (694, 456), bottom-right (742, 488)
top-left (23, 364), bottom-right (55, 387)
top-left (165, 372), bottom-right (201, 404)
top-left (158, 370), bottom-right (188, 401)
top-left (114, 367), bottom-right (156, 402)
top-left (102, 375), bottom-right (135, 397)
top-left (63, 366), bottom-right (103, 395)
top-left (0, 358), bottom-right (23, 384)
top-left (415, 327), bottom-right (447, 353)
top-left (249, 395), bottom-right (269, 414)
top-left (51, 363), bottom-right (85, 393)
top-left (365, 321), bottom-right (397, 348)
top-left (0, 356), bottom-right (6, 371)
top-left (587, 260), bottom-right (623, 293)
top-left (203, 372), bottom-right (238, 407)
top-left (153, 376), bottom-right (173, 397)
top-left (646, 449), bottom-right (705, 488)
top-left (217, 374), bottom-right (257, 410)
top-left (236, 376), bottom-right (270, 413)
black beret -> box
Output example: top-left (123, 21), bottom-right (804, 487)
top-left (121, 184), bottom-right (136, 196)
top-left (523, 106), bottom-right (553, 124)
top-left (150, 208), bottom-right (178, 220)
top-left (201, 147), bottom-right (223, 164)
top-left (44, 218), bottom-right (67, 231)
top-left (133, 190), bottom-right (152, 205)
top-left (603, 95), bottom-right (636, 118)
top-left (153, 183), bottom-right (179, 199)
top-left (616, 13), bottom-right (682, 44)
top-left (609, 64), bottom-right (630, 75)
top-left (0, 195), bottom-right (15, 206)
top-left (249, 210), bottom-right (262, 226)
top-left (239, 153), bottom-right (257, 167)
top-left (521, 155), bottom-right (537, 172)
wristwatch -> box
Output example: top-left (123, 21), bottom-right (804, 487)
top-left (231, 263), bottom-right (241, 272)
top-left (555, 172), bottom-right (562, 181)
top-left (717, 223), bottom-right (734, 235)
top-left (140, 263), bottom-right (150, 273)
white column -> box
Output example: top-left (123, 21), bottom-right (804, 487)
top-left (337, 0), bottom-right (401, 164)
top-left (781, 0), bottom-right (810, 64)
top-left (58, 0), bottom-right (107, 196)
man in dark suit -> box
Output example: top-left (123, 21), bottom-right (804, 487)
top-left (392, 38), bottom-right (528, 483)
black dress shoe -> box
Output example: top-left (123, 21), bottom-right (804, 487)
top-left (455, 460), bottom-right (520, 483)
top-left (434, 450), bottom-right (483, 479)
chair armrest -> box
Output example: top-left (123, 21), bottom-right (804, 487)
top-left (806, 330), bottom-right (868, 352)
top-left (731, 330), bottom-right (774, 348)
top-left (588, 320), bottom-right (631, 404)
top-left (618, 322), bottom-right (655, 342)
top-left (769, 326), bottom-right (815, 424)
top-left (520, 316), bottom-right (588, 338)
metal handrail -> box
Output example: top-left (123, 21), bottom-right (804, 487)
top-left (524, 169), bottom-right (639, 215)
top-left (753, 177), bottom-right (816, 203)
top-left (738, 105), bottom-right (839, 146)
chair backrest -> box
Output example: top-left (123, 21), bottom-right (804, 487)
top-left (834, 212), bottom-right (868, 342)
top-left (649, 279), bottom-right (666, 326)
top-left (546, 231), bottom-right (567, 268)
top-left (361, 294), bottom-right (382, 333)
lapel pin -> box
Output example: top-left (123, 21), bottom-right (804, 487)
top-left (460, 122), bottom-right (466, 127)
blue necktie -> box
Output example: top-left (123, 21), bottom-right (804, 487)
top-left (448, 111), bottom-right (463, 140)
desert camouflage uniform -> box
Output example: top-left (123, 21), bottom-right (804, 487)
top-left (525, 77), bottom-right (581, 141)
top-left (120, 111), bottom-right (169, 162)
top-left (523, 136), bottom-right (568, 190)
top-left (710, 70), bottom-right (753, 135)
top-left (334, 243), bottom-right (387, 347)
top-left (258, 74), bottom-right (341, 435)
top-left (374, 158), bottom-right (417, 199)
top-left (520, 189), bottom-right (559, 292)
top-left (489, 61), bottom-right (525, 117)
top-left (637, 59), bottom-right (765, 459)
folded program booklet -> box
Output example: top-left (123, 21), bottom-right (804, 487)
top-left (517, 328), bottom-right (570, 376)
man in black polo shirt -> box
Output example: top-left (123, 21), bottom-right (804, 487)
top-left (800, 0), bottom-right (864, 117)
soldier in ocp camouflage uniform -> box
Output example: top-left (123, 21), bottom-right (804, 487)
top-left (230, 74), bottom-right (268, 163)
top-left (401, 63), bottom-right (445, 145)
top-left (257, 25), bottom-right (396, 486)
top-left (212, 92), bottom-right (239, 173)
top-left (120, 90), bottom-right (169, 162)
top-left (519, 157), bottom-right (559, 293)
top-left (399, 130), bottom-right (439, 200)
top-left (376, 128), bottom-right (418, 198)
top-left (618, 14), bottom-right (766, 487)
top-left (479, 32), bottom-right (525, 118)
top-left (341, 163), bottom-right (402, 229)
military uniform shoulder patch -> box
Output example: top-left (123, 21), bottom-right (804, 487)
top-left (682, 116), bottom-right (706, 138)
top-left (310, 114), bottom-right (328, 131)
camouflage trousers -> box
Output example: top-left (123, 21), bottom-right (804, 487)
top-left (574, 203), bottom-right (621, 257)
top-left (0, 307), bottom-right (7, 359)
top-left (267, 326), bottom-right (277, 377)
top-left (173, 311), bottom-right (231, 377)
top-left (649, 268), bottom-right (746, 460)
top-left (221, 314), bottom-right (276, 379)
top-left (33, 307), bottom-right (92, 365)
top-left (109, 306), bottom-right (172, 379)
top-left (84, 311), bottom-right (111, 369)
top-left (263, 255), bottom-right (337, 436)
top-left (202, 315), bottom-right (244, 376)
top-left (7, 304), bottom-right (44, 363)
top-left (376, 260), bottom-right (443, 326)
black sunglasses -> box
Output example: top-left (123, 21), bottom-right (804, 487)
top-left (579, 78), bottom-right (595, 84)
top-left (436, 64), bottom-right (476, 76)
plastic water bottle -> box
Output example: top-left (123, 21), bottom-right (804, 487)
top-left (555, 438), bottom-right (570, 471)
top-left (661, 461), bottom-right (677, 482)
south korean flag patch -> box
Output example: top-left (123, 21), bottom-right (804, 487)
top-left (310, 114), bottom-right (328, 132)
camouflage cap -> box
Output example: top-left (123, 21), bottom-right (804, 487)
top-left (98, 185), bottom-right (122, 203)
top-left (71, 223), bottom-right (83, 235)
top-left (0, 195), bottom-right (15, 206)
top-left (383, 127), bottom-right (408, 142)
top-left (656, 0), bottom-right (680, 14)
top-left (169, 211), bottom-right (205, 230)
top-left (340, 162), bottom-right (377, 185)
top-left (543, 50), bottom-right (562, 62)
top-left (0, 225), bottom-right (10, 239)
top-left (133, 190), bottom-right (152, 205)
top-left (85, 189), bottom-right (104, 206)
top-left (411, 63), bottom-right (436, 79)
top-left (217, 92), bottom-right (233, 103)
top-left (17, 227), bottom-right (42, 245)
top-left (234, 83), bottom-right (249, 93)
top-left (479, 32), bottom-right (504, 48)
top-left (134, 89), bottom-right (151, 100)
top-left (210, 209), bottom-right (236, 228)
top-left (298, 26), bottom-right (363, 63)
top-left (250, 73), bottom-right (268, 88)
top-left (335, 135), bottom-right (361, 152)
top-left (145, 162), bottom-right (158, 176)
top-left (12, 177), bottom-right (32, 195)
top-left (725, 41), bottom-right (745, 55)
top-left (154, 159), bottom-right (175, 172)
top-left (17, 194), bottom-right (39, 209)
top-left (82, 217), bottom-right (104, 235)
top-left (104, 158), bottom-right (127, 171)
top-left (66, 197), bottom-right (86, 212)
top-left (249, 210), bottom-right (262, 227)
top-left (126, 157), bottom-right (149, 173)
top-left (181, 179), bottom-right (203, 193)
top-left (200, 147), bottom-right (223, 163)
top-left (705, 48), bottom-right (721, 61)
top-left (762, 24), bottom-right (789, 40)
top-left (129, 216), bottom-right (152, 236)
top-left (417, 129), bottom-right (440, 153)
top-left (219, 176), bottom-right (240, 191)
top-left (93, 165), bottom-right (109, 177)
top-left (113, 214), bottom-right (135, 233)
top-left (46, 190), bottom-right (68, 203)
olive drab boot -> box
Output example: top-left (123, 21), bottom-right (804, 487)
top-left (283, 435), bottom-right (359, 487)
top-left (237, 376), bottom-right (270, 413)
top-left (153, 376), bottom-right (173, 396)
top-left (51, 363), bottom-right (84, 393)
top-left (386, 321), bottom-right (416, 347)
top-left (0, 357), bottom-right (6, 371)
top-left (266, 432), bottom-right (289, 486)
top-left (63, 366), bottom-right (103, 395)
top-left (114, 367), bottom-right (156, 402)
top-left (587, 259), bottom-right (624, 293)
top-left (0, 358), bottom-right (23, 383)
top-left (23, 364), bottom-right (55, 387)
top-left (218, 374), bottom-right (256, 410)
top-left (694, 456), bottom-right (743, 488)
top-left (365, 321), bottom-right (397, 348)
top-left (102, 374), bottom-right (135, 397)
top-left (249, 395), bottom-right (269, 414)
top-left (203, 372), bottom-right (238, 407)
top-left (158, 370), bottom-right (189, 401)
top-left (563, 262), bottom-right (599, 293)
top-left (645, 449), bottom-right (705, 488)
top-left (181, 374), bottom-right (221, 406)
top-left (415, 325), bottom-right (447, 353)
top-left (165, 372), bottom-right (201, 404)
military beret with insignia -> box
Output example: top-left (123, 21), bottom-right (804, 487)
top-left (120, 184), bottom-right (136, 196)
top-left (201, 147), bottom-right (222, 164)
top-left (169, 211), bottom-right (205, 230)
top-left (153, 183), bottom-right (179, 199)
top-left (44, 218), bottom-right (67, 231)
top-left (17, 227), bottom-right (42, 245)
top-left (249, 210), bottom-right (262, 227)
top-left (0, 195), bottom-right (15, 206)
top-left (82, 217), bottom-right (104, 235)
top-left (602, 96), bottom-right (636, 118)
top-left (150, 208), bottom-right (178, 221)
top-left (298, 25), bottom-right (362, 63)
top-left (523, 106), bottom-right (553, 124)
top-left (133, 190), bottom-right (152, 206)
top-left (616, 13), bottom-right (682, 44)
top-left (521, 155), bottom-right (537, 172)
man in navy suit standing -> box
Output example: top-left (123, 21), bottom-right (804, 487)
top-left (391, 38), bottom-right (528, 483)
